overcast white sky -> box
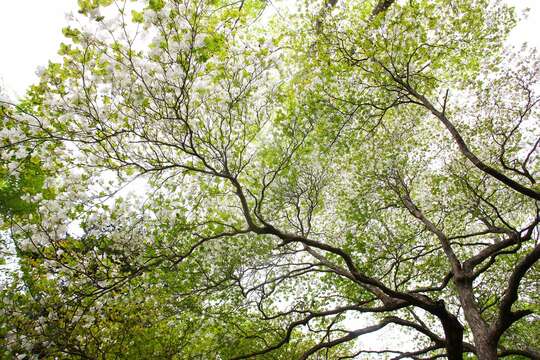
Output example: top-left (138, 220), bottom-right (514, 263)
top-left (0, 0), bottom-right (539, 98)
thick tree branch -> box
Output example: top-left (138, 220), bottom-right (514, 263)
top-left (464, 216), bottom-right (538, 272)
top-left (371, 0), bottom-right (396, 18)
top-left (397, 80), bottom-right (540, 201)
top-left (492, 242), bottom-right (540, 340)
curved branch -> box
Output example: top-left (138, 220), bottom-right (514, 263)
top-left (492, 242), bottom-right (540, 340)
top-left (398, 81), bottom-right (540, 201)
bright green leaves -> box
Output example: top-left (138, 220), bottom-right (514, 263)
top-left (148, 0), bottom-right (164, 11)
top-left (199, 32), bottom-right (225, 59)
top-left (131, 9), bottom-right (144, 23)
top-left (77, 0), bottom-right (113, 15)
top-left (61, 26), bottom-right (82, 43)
top-left (0, 112), bottom-right (51, 224)
top-left (77, 0), bottom-right (97, 13)
top-left (0, 162), bottom-right (45, 221)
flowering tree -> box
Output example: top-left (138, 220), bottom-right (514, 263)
top-left (1, 0), bottom-right (539, 359)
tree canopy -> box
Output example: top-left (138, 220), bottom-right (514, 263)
top-left (1, 0), bottom-right (539, 359)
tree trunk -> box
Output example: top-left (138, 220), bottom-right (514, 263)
top-left (475, 339), bottom-right (498, 360)
top-left (455, 279), bottom-right (498, 360)
top-left (439, 312), bottom-right (464, 360)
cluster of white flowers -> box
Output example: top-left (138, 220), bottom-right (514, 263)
top-left (0, 126), bottom-right (24, 144)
